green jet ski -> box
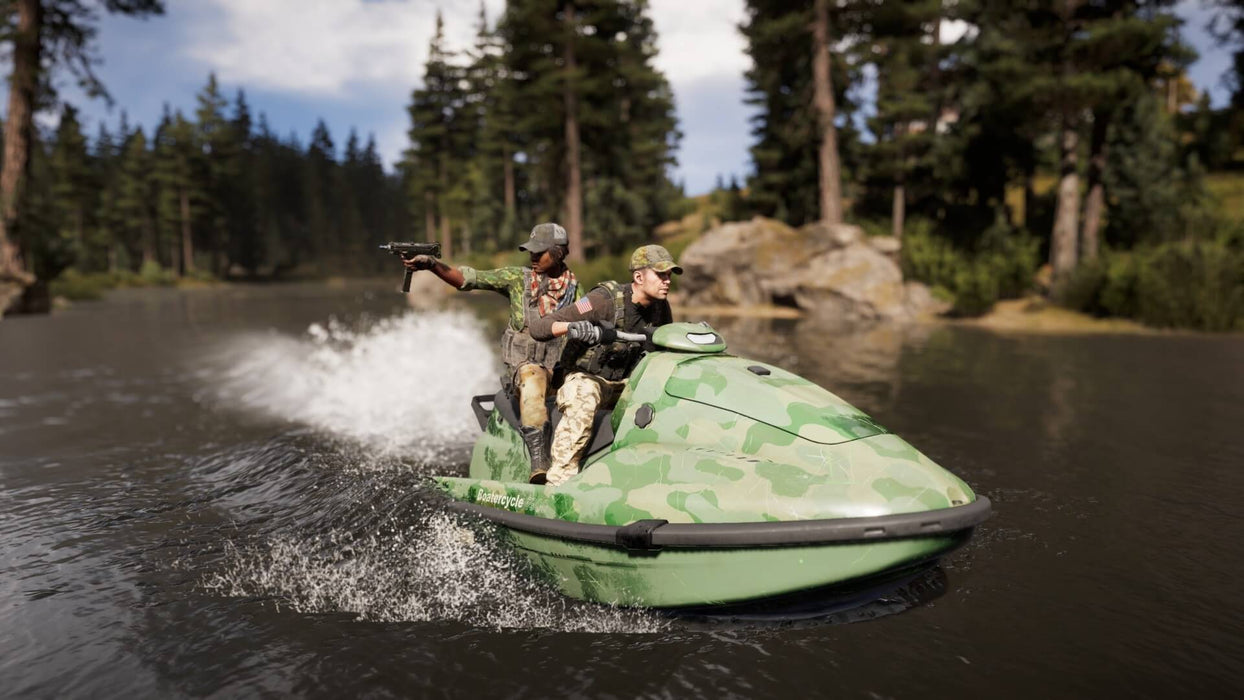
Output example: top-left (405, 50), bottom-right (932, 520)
top-left (434, 322), bottom-right (991, 609)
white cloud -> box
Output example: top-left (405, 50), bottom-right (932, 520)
top-left (181, 0), bottom-right (753, 191)
top-left (649, 0), bottom-right (749, 89)
top-left (187, 0), bottom-right (504, 97)
top-left (190, 0), bottom-right (747, 97)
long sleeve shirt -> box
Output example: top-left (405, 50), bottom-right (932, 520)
top-left (527, 283), bottom-right (672, 341)
top-left (457, 265), bottom-right (581, 331)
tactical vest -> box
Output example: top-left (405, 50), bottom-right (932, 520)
top-left (499, 267), bottom-right (575, 373)
top-left (568, 281), bottom-right (646, 381)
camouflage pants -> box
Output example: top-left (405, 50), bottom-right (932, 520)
top-left (515, 363), bottom-right (551, 428)
top-left (547, 372), bottom-right (625, 486)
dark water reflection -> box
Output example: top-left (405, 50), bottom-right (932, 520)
top-left (2, 283), bottom-right (1242, 697)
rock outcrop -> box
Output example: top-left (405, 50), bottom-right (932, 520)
top-left (677, 217), bottom-right (947, 323)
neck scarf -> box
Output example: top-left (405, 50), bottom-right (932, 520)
top-left (531, 267), bottom-right (577, 317)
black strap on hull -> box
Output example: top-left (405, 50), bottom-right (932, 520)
top-left (447, 496), bottom-right (992, 552)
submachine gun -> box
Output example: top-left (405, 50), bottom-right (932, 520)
top-left (379, 242), bottom-right (442, 292)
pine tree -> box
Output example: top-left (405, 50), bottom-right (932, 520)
top-left (227, 89), bottom-right (261, 274)
top-left (305, 119), bottom-right (338, 268)
top-left (93, 119), bottom-right (126, 271)
top-left (115, 126), bottom-right (157, 267)
top-left (152, 110), bottom-right (201, 275)
top-left (862, 1), bottom-right (942, 239)
top-left (741, 0), bottom-right (862, 227)
top-left (405, 12), bottom-right (469, 259)
top-left (1, 0), bottom-right (165, 315)
top-left (48, 105), bottom-right (94, 261)
top-left (340, 129), bottom-right (369, 271)
top-left (194, 73), bottom-right (238, 276)
top-left (501, 0), bottom-right (682, 256)
top-left (465, 2), bottom-right (516, 251)
top-left (967, 1), bottom-right (1187, 280)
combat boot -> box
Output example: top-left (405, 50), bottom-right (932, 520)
top-left (522, 423), bottom-right (551, 484)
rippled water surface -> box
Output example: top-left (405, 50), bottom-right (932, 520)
top-left (2, 282), bottom-right (1242, 697)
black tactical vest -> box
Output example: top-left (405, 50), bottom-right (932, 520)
top-left (499, 268), bottom-right (572, 373)
top-left (567, 281), bottom-right (647, 381)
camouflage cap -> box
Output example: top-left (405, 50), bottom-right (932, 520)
top-left (519, 222), bottom-right (569, 253)
top-left (629, 244), bottom-right (683, 274)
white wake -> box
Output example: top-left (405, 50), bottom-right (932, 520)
top-left (203, 513), bottom-right (663, 633)
top-left (210, 311), bottom-right (499, 461)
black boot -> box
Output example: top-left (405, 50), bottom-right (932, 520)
top-left (522, 423), bottom-right (551, 484)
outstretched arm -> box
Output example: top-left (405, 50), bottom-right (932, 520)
top-left (403, 255), bottom-right (465, 288)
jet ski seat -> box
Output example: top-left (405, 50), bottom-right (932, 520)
top-left (473, 389), bottom-right (616, 460)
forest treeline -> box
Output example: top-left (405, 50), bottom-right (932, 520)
top-left (2, 0), bottom-right (1244, 329)
top-left (18, 79), bottom-right (406, 284)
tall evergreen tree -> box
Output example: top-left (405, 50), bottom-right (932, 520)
top-left (405, 12), bottom-right (469, 259)
top-left (465, 2), bottom-right (517, 250)
top-left (1, 0), bottom-right (165, 315)
top-left (741, 0), bottom-right (861, 227)
top-left (227, 89), bottom-right (260, 274)
top-left (152, 110), bottom-right (201, 275)
top-left (305, 119), bottom-right (338, 268)
top-left (194, 73), bottom-right (239, 275)
top-left (92, 118), bottom-right (126, 271)
top-left (115, 126), bottom-right (157, 267)
top-left (862, 1), bottom-right (943, 239)
top-left (501, 0), bottom-right (681, 256)
top-left (48, 104), bottom-right (94, 259)
top-left (981, 1), bottom-right (1188, 280)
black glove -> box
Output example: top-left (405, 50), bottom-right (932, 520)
top-left (403, 254), bottom-right (436, 271)
top-left (566, 321), bottom-right (615, 345)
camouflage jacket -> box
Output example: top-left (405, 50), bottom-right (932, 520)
top-left (458, 265), bottom-right (581, 331)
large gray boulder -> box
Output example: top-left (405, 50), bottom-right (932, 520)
top-left (678, 217), bottom-right (946, 322)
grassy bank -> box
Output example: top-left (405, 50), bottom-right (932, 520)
top-left (50, 263), bottom-right (217, 301)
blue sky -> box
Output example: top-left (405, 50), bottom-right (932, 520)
top-left (33, 0), bottom-right (1238, 196)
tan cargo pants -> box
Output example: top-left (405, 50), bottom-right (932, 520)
top-left (546, 371), bottom-right (626, 486)
top-left (515, 363), bottom-right (551, 428)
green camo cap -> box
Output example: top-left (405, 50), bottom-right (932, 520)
top-left (629, 244), bottom-right (683, 274)
top-left (519, 222), bottom-right (568, 253)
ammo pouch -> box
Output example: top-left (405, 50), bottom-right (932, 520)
top-left (575, 341), bottom-right (644, 381)
top-left (501, 326), bottom-right (565, 375)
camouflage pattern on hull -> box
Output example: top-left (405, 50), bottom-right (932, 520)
top-left (437, 322), bottom-right (985, 607)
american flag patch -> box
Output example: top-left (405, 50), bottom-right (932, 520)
top-left (575, 297), bottom-right (593, 315)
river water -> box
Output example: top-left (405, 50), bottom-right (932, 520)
top-left (2, 281), bottom-right (1241, 698)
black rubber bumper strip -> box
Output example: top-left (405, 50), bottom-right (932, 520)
top-left (447, 496), bottom-right (991, 551)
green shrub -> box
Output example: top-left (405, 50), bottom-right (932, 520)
top-left (901, 222), bottom-right (1038, 317)
top-left (138, 260), bottom-right (179, 286)
top-left (983, 232), bottom-right (1041, 299)
top-left (1055, 259), bottom-right (1108, 315)
top-left (1100, 253), bottom-right (1141, 319)
top-left (1136, 240), bottom-right (1244, 331)
top-left (182, 268), bottom-right (218, 284)
top-left (854, 218), bottom-right (891, 239)
top-left (950, 261), bottom-right (1000, 317)
top-left (900, 227), bottom-right (965, 292)
top-left (1056, 242), bottom-right (1244, 331)
top-left (49, 269), bottom-right (111, 301)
